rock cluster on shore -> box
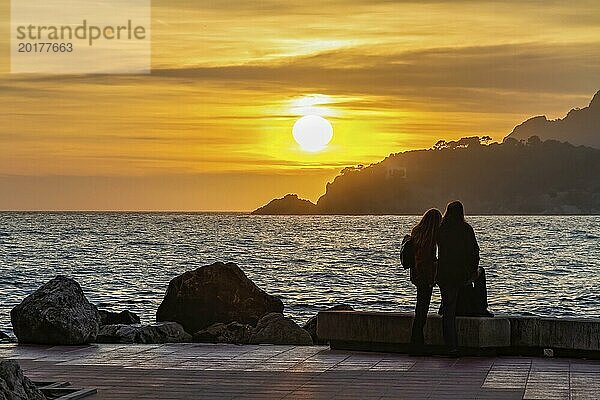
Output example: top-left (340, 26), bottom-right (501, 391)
top-left (193, 321), bottom-right (253, 344)
top-left (99, 310), bottom-right (140, 326)
top-left (156, 261), bottom-right (312, 345)
top-left (97, 322), bottom-right (191, 344)
top-left (156, 262), bottom-right (284, 333)
top-left (191, 313), bottom-right (315, 346)
top-left (7, 261), bottom-right (334, 347)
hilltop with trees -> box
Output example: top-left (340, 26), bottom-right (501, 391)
top-left (505, 90), bottom-right (600, 149)
top-left (253, 92), bottom-right (600, 215)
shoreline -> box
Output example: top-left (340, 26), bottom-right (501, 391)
top-left (4, 312), bottom-right (600, 359)
top-left (4, 311), bottom-right (600, 339)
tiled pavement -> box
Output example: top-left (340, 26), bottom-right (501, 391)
top-left (1, 343), bottom-right (599, 399)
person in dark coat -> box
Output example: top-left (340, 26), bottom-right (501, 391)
top-left (409, 208), bottom-right (442, 352)
top-left (436, 201), bottom-right (490, 356)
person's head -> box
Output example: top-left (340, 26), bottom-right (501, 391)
top-left (411, 208), bottom-right (442, 249)
top-left (441, 201), bottom-right (465, 226)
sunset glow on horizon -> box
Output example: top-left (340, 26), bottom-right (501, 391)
top-left (1, 0), bottom-right (599, 211)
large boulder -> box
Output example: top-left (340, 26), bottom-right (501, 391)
top-left (98, 310), bottom-right (140, 326)
top-left (193, 322), bottom-right (252, 344)
top-left (0, 360), bottom-right (45, 400)
top-left (156, 262), bottom-right (283, 333)
top-left (96, 322), bottom-right (191, 344)
top-left (249, 313), bottom-right (313, 345)
top-left (10, 276), bottom-right (100, 345)
top-left (303, 304), bottom-right (354, 345)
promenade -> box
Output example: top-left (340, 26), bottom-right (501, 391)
top-left (1, 343), bottom-right (599, 399)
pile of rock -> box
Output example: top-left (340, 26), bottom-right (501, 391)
top-left (156, 262), bottom-right (284, 332)
top-left (8, 262), bottom-right (344, 347)
top-left (193, 313), bottom-right (313, 345)
top-left (96, 322), bottom-right (191, 344)
top-left (99, 309), bottom-right (140, 326)
top-left (157, 262), bottom-right (313, 345)
top-left (96, 308), bottom-right (192, 344)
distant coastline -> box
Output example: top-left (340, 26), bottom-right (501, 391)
top-left (252, 139), bottom-right (600, 215)
top-left (253, 91), bottom-right (600, 216)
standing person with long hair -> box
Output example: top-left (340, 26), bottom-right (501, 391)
top-left (436, 201), bottom-right (480, 356)
top-left (409, 208), bottom-right (442, 353)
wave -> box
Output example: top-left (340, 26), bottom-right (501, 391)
top-left (126, 241), bottom-right (168, 246)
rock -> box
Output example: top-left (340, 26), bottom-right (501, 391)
top-left (193, 322), bottom-right (252, 344)
top-left (0, 331), bottom-right (16, 344)
top-left (0, 360), bottom-right (45, 400)
top-left (10, 276), bottom-right (100, 345)
top-left (303, 304), bottom-right (354, 345)
top-left (249, 313), bottom-right (313, 345)
top-left (96, 322), bottom-right (191, 344)
top-left (99, 310), bottom-right (140, 326)
top-left (251, 194), bottom-right (317, 215)
top-left (156, 262), bottom-right (284, 333)
top-left (96, 325), bottom-right (140, 344)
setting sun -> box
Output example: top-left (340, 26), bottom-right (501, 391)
top-left (292, 115), bottom-right (334, 152)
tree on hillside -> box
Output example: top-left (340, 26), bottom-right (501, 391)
top-left (481, 135), bottom-right (493, 145)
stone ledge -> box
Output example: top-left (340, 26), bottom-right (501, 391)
top-left (316, 311), bottom-right (600, 357)
top-left (509, 316), bottom-right (600, 352)
top-left (316, 311), bottom-right (510, 349)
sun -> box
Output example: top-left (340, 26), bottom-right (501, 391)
top-left (292, 115), bottom-right (333, 152)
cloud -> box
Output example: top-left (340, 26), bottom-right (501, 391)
top-left (146, 42), bottom-right (600, 112)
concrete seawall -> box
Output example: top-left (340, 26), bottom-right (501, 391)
top-left (316, 311), bottom-right (600, 358)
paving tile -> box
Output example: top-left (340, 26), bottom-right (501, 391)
top-left (523, 371), bottom-right (570, 400)
top-left (369, 359), bottom-right (415, 372)
top-left (482, 362), bottom-right (530, 390)
top-left (2, 344), bottom-right (600, 399)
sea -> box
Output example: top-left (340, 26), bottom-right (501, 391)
top-left (0, 213), bottom-right (599, 334)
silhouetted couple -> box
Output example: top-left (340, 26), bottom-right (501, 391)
top-left (408, 201), bottom-right (492, 356)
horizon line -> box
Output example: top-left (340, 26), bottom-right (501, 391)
top-left (0, 210), bottom-right (598, 217)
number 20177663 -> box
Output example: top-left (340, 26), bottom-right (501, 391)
top-left (17, 42), bottom-right (73, 53)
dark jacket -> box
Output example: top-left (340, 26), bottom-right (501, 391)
top-left (436, 221), bottom-right (479, 287)
top-left (410, 240), bottom-right (437, 287)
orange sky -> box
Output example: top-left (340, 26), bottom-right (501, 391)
top-left (1, 0), bottom-right (600, 210)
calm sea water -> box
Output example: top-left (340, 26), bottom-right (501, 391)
top-left (0, 213), bottom-right (599, 334)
